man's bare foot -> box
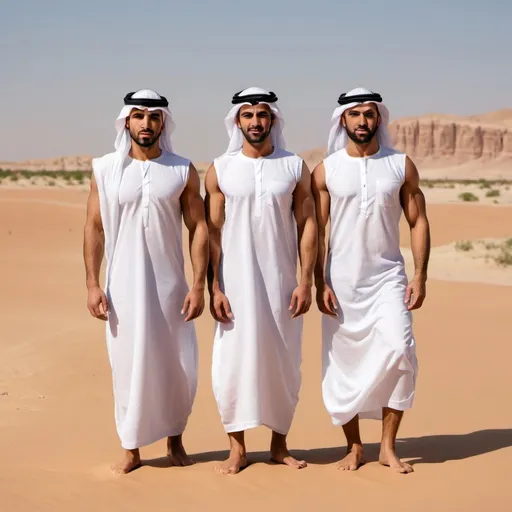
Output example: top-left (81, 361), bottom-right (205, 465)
top-left (270, 433), bottom-right (307, 469)
top-left (110, 449), bottom-right (141, 475)
top-left (271, 449), bottom-right (307, 469)
top-left (336, 445), bottom-right (365, 471)
top-left (167, 435), bottom-right (194, 467)
top-left (215, 452), bottom-right (248, 475)
top-left (379, 447), bottom-right (413, 474)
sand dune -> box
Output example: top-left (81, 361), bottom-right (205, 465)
top-left (402, 238), bottom-right (512, 286)
top-left (1, 189), bottom-right (511, 511)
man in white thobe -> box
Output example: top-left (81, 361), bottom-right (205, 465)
top-left (83, 89), bottom-right (208, 474)
top-left (205, 87), bottom-right (317, 475)
top-left (312, 87), bottom-right (431, 474)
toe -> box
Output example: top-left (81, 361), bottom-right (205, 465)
top-left (286, 457), bottom-right (305, 469)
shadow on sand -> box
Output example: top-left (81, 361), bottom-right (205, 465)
top-left (141, 428), bottom-right (512, 469)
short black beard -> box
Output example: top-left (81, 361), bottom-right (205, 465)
top-left (241, 125), bottom-right (272, 145)
top-left (345, 125), bottom-right (378, 145)
top-left (129, 128), bottom-right (162, 148)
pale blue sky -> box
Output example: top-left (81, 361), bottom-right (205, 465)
top-left (2, 0), bottom-right (511, 162)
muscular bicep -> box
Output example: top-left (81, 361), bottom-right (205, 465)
top-left (180, 163), bottom-right (206, 231)
top-left (204, 164), bottom-right (225, 230)
top-left (401, 156), bottom-right (427, 228)
top-left (293, 162), bottom-right (315, 227)
top-left (85, 174), bottom-right (103, 233)
top-left (311, 162), bottom-right (330, 230)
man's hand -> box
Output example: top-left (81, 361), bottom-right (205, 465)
top-left (289, 284), bottom-right (312, 319)
top-left (405, 277), bottom-right (426, 310)
top-left (87, 285), bottom-right (108, 321)
top-left (210, 290), bottom-right (233, 323)
top-left (181, 286), bottom-right (205, 322)
top-left (316, 283), bottom-right (338, 316)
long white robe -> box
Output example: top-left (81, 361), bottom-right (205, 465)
top-left (322, 146), bottom-right (418, 427)
top-left (93, 151), bottom-right (198, 450)
top-left (212, 148), bottom-right (303, 435)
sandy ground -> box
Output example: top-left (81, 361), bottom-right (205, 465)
top-left (422, 182), bottom-right (512, 205)
top-left (2, 177), bottom-right (512, 206)
top-left (1, 188), bottom-right (511, 512)
top-left (402, 238), bottom-right (512, 286)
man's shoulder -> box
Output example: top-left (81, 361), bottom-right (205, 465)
top-left (322, 148), bottom-right (344, 167)
top-left (380, 145), bottom-right (406, 159)
top-left (157, 150), bottom-right (190, 168)
top-left (379, 146), bottom-right (408, 173)
top-left (212, 152), bottom-right (232, 166)
top-left (92, 151), bottom-right (117, 166)
top-left (91, 152), bottom-right (118, 176)
top-left (274, 147), bottom-right (302, 162)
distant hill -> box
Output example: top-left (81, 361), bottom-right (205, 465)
top-left (2, 109), bottom-right (512, 180)
top-left (0, 155), bottom-right (210, 175)
top-left (299, 109), bottom-right (512, 180)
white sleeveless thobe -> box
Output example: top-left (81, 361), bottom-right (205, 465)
top-left (212, 148), bottom-right (303, 435)
top-left (92, 151), bottom-right (198, 449)
top-left (322, 146), bottom-right (418, 426)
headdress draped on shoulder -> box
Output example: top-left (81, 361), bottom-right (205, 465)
top-left (327, 87), bottom-right (392, 156)
top-left (223, 86), bottom-right (286, 154)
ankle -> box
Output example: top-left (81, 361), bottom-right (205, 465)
top-left (270, 438), bottom-right (288, 452)
top-left (230, 446), bottom-right (246, 458)
top-left (347, 442), bottom-right (363, 453)
top-left (168, 435), bottom-right (183, 449)
top-left (124, 449), bottom-right (140, 460)
top-left (380, 442), bottom-right (395, 453)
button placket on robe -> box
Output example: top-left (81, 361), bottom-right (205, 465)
top-left (360, 158), bottom-right (368, 213)
top-left (142, 161), bottom-right (151, 228)
top-left (254, 160), bottom-right (264, 217)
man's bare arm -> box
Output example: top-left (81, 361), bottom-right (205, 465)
top-left (288, 162), bottom-right (317, 318)
top-left (179, 164), bottom-right (209, 321)
top-left (204, 164), bottom-right (232, 322)
top-left (311, 162), bottom-right (330, 287)
top-left (293, 162), bottom-right (318, 287)
top-left (401, 156), bottom-right (431, 309)
top-left (83, 174), bottom-right (108, 319)
top-left (181, 163), bottom-right (209, 292)
top-left (311, 162), bottom-right (337, 315)
top-left (204, 164), bottom-right (224, 294)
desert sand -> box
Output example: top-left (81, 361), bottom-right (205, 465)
top-left (1, 187), bottom-right (511, 512)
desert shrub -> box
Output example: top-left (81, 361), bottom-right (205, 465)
top-left (455, 240), bottom-right (473, 251)
top-left (458, 192), bottom-right (479, 202)
top-left (494, 249), bottom-right (512, 267)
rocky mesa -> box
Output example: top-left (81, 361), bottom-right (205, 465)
top-left (300, 109), bottom-right (512, 179)
top-left (2, 109), bottom-right (512, 180)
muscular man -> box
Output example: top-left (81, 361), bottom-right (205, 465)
top-left (83, 89), bottom-right (208, 474)
top-left (312, 87), bottom-right (430, 474)
top-left (205, 87), bottom-right (317, 475)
